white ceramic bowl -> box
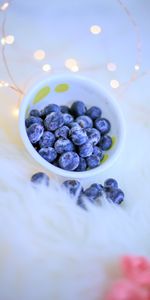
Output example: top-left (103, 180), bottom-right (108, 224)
top-left (19, 74), bottom-right (125, 179)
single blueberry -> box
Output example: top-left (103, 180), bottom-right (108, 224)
top-left (43, 104), bottom-right (60, 116)
top-left (84, 183), bottom-right (103, 202)
top-left (92, 146), bottom-right (104, 160)
top-left (39, 131), bottom-right (55, 148)
top-left (75, 157), bottom-right (87, 171)
top-left (86, 155), bottom-right (100, 169)
top-left (77, 195), bottom-right (87, 210)
top-left (86, 128), bottom-right (101, 145)
top-left (104, 178), bottom-right (118, 192)
top-left (99, 135), bottom-right (112, 150)
top-left (60, 105), bottom-right (70, 114)
top-left (86, 106), bottom-right (102, 120)
top-left (76, 115), bottom-right (93, 129)
top-left (95, 118), bottom-right (111, 134)
top-left (54, 138), bottom-right (74, 154)
top-left (79, 142), bottom-right (93, 158)
top-left (70, 101), bottom-right (87, 116)
top-left (27, 124), bottom-right (44, 144)
top-left (25, 116), bottom-right (43, 128)
top-left (58, 151), bottom-right (79, 170)
top-left (55, 126), bottom-right (69, 139)
top-left (63, 113), bottom-right (74, 125)
top-left (70, 127), bottom-right (88, 146)
top-left (39, 147), bottom-right (57, 163)
top-left (29, 109), bottom-right (41, 117)
top-left (106, 188), bottom-right (124, 205)
top-left (44, 112), bottom-right (64, 131)
top-left (31, 172), bottom-right (50, 186)
top-left (68, 122), bottom-right (81, 130)
top-left (62, 180), bottom-right (83, 197)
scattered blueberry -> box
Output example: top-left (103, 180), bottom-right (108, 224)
top-left (27, 124), bottom-right (44, 144)
top-left (68, 122), bottom-right (81, 130)
top-left (76, 115), bottom-right (93, 129)
top-left (84, 183), bottom-right (103, 202)
top-left (92, 146), bottom-right (104, 160)
top-left (70, 127), bottom-right (88, 146)
top-left (62, 180), bottom-right (83, 197)
top-left (86, 106), bottom-right (102, 120)
top-left (79, 142), bottom-right (93, 157)
top-left (31, 172), bottom-right (50, 186)
top-left (39, 131), bottom-right (55, 148)
top-left (63, 113), bottom-right (74, 125)
top-left (55, 126), bottom-right (69, 139)
top-left (54, 138), bottom-right (74, 154)
top-left (95, 118), bottom-right (111, 134)
top-left (44, 112), bottom-right (64, 131)
top-left (104, 178), bottom-right (118, 191)
top-left (39, 147), bottom-right (57, 163)
top-left (107, 188), bottom-right (124, 204)
top-left (60, 105), bottom-right (70, 114)
top-left (29, 109), bottom-right (40, 117)
top-left (59, 152), bottom-right (79, 170)
top-left (99, 135), bottom-right (112, 150)
top-left (77, 194), bottom-right (87, 210)
top-left (43, 104), bottom-right (60, 116)
top-left (86, 155), bottom-right (100, 169)
top-left (86, 128), bottom-right (101, 145)
top-left (25, 116), bottom-right (43, 128)
top-left (75, 157), bottom-right (87, 171)
top-left (70, 101), bottom-right (87, 116)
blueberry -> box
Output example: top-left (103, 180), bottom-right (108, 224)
top-left (52, 159), bottom-right (59, 167)
top-left (60, 105), bottom-right (70, 114)
top-left (62, 180), bottom-right (83, 197)
top-left (99, 135), bottom-right (112, 150)
top-left (63, 113), bottom-right (74, 125)
top-left (55, 126), bottom-right (69, 139)
top-left (25, 116), bottom-right (43, 128)
top-left (86, 106), bottom-right (102, 120)
top-left (92, 146), bottom-right (104, 160)
top-left (70, 127), bottom-right (88, 146)
top-left (39, 147), bottom-right (57, 163)
top-left (76, 115), bottom-right (93, 129)
top-left (86, 128), bottom-right (101, 145)
top-left (27, 124), bottom-right (44, 144)
top-left (44, 112), bottom-right (64, 131)
top-left (84, 183), bottom-right (103, 202)
top-left (29, 109), bottom-right (40, 117)
top-left (43, 104), bottom-right (60, 116)
top-left (70, 101), bottom-right (87, 116)
top-left (104, 178), bottom-right (118, 191)
top-left (86, 155), bottom-right (100, 169)
top-left (77, 194), bottom-right (87, 210)
top-left (31, 172), bottom-right (50, 186)
top-left (39, 131), bottom-right (55, 148)
top-left (59, 151), bottom-right (79, 170)
top-left (75, 157), bottom-right (87, 171)
top-left (106, 188), bottom-right (124, 205)
top-left (54, 138), bottom-right (74, 154)
top-left (68, 122), bottom-right (81, 130)
top-left (79, 142), bottom-right (93, 158)
top-left (95, 118), bottom-right (111, 134)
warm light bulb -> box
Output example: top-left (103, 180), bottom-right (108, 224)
top-left (65, 58), bottom-right (78, 69)
top-left (70, 65), bottom-right (79, 72)
top-left (1, 38), bottom-right (6, 45)
top-left (33, 49), bottom-right (45, 60)
top-left (0, 80), bottom-right (9, 87)
top-left (90, 25), bottom-right (102, 34)
top-left (134, 64), bottom-right (140, 71)
top-left (1, 2), bottom-right (9, 11)
top-left (12, 108), bottom-right (19, 117)
top-left (42, 64), bottom-right (52, 72)
top-left (110, 80), bottom-right (120, 89)
top-left (5, 35), bottom-right (15, 45)
top-left (107, 62), bottom-right (117, 71)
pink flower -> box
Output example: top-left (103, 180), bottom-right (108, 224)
top-left (121, 256), bottom-right (150, 280)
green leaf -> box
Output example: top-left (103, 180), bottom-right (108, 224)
top-left (55, 83), bottom-right (69, 93)
top-left (33, 86), bottom-right (50, 104)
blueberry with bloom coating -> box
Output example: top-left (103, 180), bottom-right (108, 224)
top-left (43, 104), bottom-right (60, 116)
top-left (25, 116), bottom-right (43, 128)
top-left (76, 115), bottom-right (93, 129)
top-left (86, 155), bottom-right (100, 169)
top-left (70, 101), bottom-right (87, 116)
top-left (39, 131), bottom-right (55, 148)
top-left (27, 124), bottom-right (44, 144)
top-left (68, 122), bottom-right (81, 130)
top-left (107, 188), bottom-right (124, 204)
top-left (75, 157), bottom-right (87, 171)
top-left (62, 180), bottom-right (83, 197)
top-left (39, 147), bottom-right (57, 163)
top-left (95, 117), bottom-right (111, 134)
top-left (31, 172), bottom-right (50, 186)
top-left (92, 146), bottom-right (104, 160)
top-left (63, 113), bottom-right (74, 125)
top-left (54, 138), bottom-right (74, 154)
top-left (86, 128), bottom-right (101, 145)
top-left (99, 135), bottom-right (112, 150)
top-left (59, 152), bottom-right (79, 170)
top-left (70, 127), bottom-right (88, 146)
top-left (104, 178), bottom-right (118, 191)
top-left (29, 109), bottom-right (40, 117)
top-left (79, 142), bottom-right (93, 158)
top-left (84, 183), bottom-right (103, 201)
top-left (55, 126), bottom-right (69, 139)
top-left (86, 106), bottom-right (102, 120)
top-left (60, 105), bottom-right (70, 114)
top-left (44, 112), bottom-right (64, 131)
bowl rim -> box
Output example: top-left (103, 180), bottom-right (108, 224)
top-left (19, 74), bottom-right (126, 179)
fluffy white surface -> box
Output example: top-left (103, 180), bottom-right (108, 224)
top-left (0, 129), bottom-right (150, 300)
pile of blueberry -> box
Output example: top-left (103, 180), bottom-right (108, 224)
top-left (31, 172), bottom-right (124, 208)
top-left (26, 101), bottom-right (112, 171)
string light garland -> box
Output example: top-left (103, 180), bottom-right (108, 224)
top-left (90, 25), bottom-right (102, 35)
top-left (33, 49), bottom-right (46, 61)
